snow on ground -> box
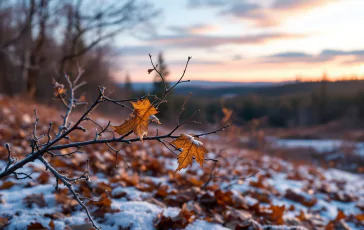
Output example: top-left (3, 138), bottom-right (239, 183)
top-left (2, 147), bottom-right (363, 229)
top-left (0, 99), bottom-right (363, 229)
top-left (275, 139), bottom-right (364, 156)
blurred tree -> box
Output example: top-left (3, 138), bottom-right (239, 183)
top-left (153, 52), bottom-right (172, 119)
top-left (153, 52), bottom-right (170, 98)
top-left (0, 0), bottom-right (159, 99)
top-left (319, 72), bottom-right (328, 123)
top-left (124, 72), bottom-right (133, 95)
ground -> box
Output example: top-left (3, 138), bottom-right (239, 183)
top-left (0, 97), bottom-right (363, 230)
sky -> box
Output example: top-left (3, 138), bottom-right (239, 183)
top-left (112, 0), bottom-right (364, 83)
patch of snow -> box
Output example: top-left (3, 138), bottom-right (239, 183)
top-left (185, 219), bottom-right (229, 230)
top-left (112, 186), bottom-right (151, 201)
top-left (274, 139), bottom-right (364, 156)
top-left (101, 201), bottom-right (179, 230)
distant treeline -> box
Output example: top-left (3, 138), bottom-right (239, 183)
top-left (145, 79), bottom-right (364, 128)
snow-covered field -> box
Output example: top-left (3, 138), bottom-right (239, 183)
top-left (275, 139), bottom-right (364, 156)
top-left (0, 98), bottom-right (363, 230)
top-left (1, 147), bottom-right (363, 229)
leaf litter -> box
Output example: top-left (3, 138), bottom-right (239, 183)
top-left (0, 98), bottom-right (363, 230)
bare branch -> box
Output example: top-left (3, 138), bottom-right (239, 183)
top-left (148, 54), bottom-right (192, 108)
top-left (4, 144), bottom-right (16, 172)
top-left (201, 160), bottom-right (218, 189)
top-left (105, 143), bottom-right (130, 168)
top-left (223, 170), bottom-right (260, 190)
top-left (38, 156), bottom-right (99, 229)
top-left (194, 124), bottom-right (229, 138)
top-left (0, 56), bottom-right (228, 227)
top-left (33, 108), bottom-right (39, 139)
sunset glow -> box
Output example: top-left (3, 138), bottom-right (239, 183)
top-left (113, 0), bottom-right (364, 83)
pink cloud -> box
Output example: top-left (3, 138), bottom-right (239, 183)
top-left (220, 0), bottom-right (339, 27)
top-left (148, 32), bottom-right (305, 48)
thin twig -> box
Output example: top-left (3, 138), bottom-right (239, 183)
top-left (38, 156), bottom-right (99, 229)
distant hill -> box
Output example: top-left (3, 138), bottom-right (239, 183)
top-left (172, 80), bottom-right (364, 98)
top-left (120, 80), bottom-right (364, 98)
top-left (119, 80), bottom-right (290, 92)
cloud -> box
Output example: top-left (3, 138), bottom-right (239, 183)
top-left (232, 54), bottom-right (243, 61)
top-left (134, 59), bottom-right (224, 68)
top-left (270, 52), bottom-right (312, 58)
top-left (168, 24), bottom-right (219, 35)
top-left (189, 0), bottom-right (340, 27)
top-left (262, 49), bottom-right (364, 64)
top-left (221, 1), bottom-right (260, 16)
top-left (187, 0), bottom-right (227, 8)
top-left (114, 45), bottom-right (158, 56)
top-left (220, 2), bottom-right (268, 23)
top-left (147, 32), bottom-right (305, 48)
top-left (320, 49), bottom-right (364, 56)
top-left (273, 0), bottom-right (332, 10)
top-left (169, 59), bottom-right (224, 66)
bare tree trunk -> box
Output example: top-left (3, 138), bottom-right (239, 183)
top-left (26, 0), bottom-right (48, 98)
top-left (26, 54), bottom-right (38, 98)
top-left (20, 49), bottom-right (30, 93)
top-left (0, 52), bottom-right (13, 96)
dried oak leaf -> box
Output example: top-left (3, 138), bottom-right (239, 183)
top-left (27, 222), bottom-right (46, 230)
top-left (155, 203), bottom-right (194, 229)
top-left (334, 209), bottom-right (346, 222)
top-left (49, 220), bottom-right (55, 230)
top-left (147, 64), bottom-right (158, 74)
top-left (36, 171), bottom-right (50, 184)
top-left (356, 214), bottom-right (364, 221)
top-left (264, 205), bottom-right (285, 225)
top-left (0, 217), bottom-right (9, 228)
top-left (296, 210), bottom-right (306, 221)
top-left (52, 79), bottom-right (66, 97)
top-left (215, 190), bottom-right (234, 206)
top-left (284, 189), bottom-right (317, 207)
top-left (172, 134), bottom-right (209, 172)
top-left (0, 181), bottom-right (15, 190)
top-left (68, 223), bottom-right (93, 230)
top-left (112, 98), bottom-right (160, 141)
top-left (24, 194), bottom-right (46, 208)
top-left (89, 193), bottom-right (112, 208)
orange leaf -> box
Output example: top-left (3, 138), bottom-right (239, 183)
top-left (27, 222), bottom-right (45, 230)
top-left (112, 98), bottom-right (160, 140)
top-left (355, 214), bottom-right (364, 221)
top-left (221, 107), bottom-right (233, 124)
top-left (325, 222), bottom-right (335, 230)
top-left (268, 205), bottom-right (285, 225)
top-left (172, 134), bottom-right (209, 172)
top-left (335, 209), bottom-right (346, 221)
top-left (215, 190), bottom-right (234, 206)
top-left (52, 79), bottom-right (66, 97)
top-left (296, 210), bottom-right (306, 221)
top-left (0, 181), bottom-right (14, 190)
top-left (0, 217), bottom-right (9, 228)
top-left (49, 220), bottom-right (55, 230)
top-left (112, 117), bottom-right (135, 136)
